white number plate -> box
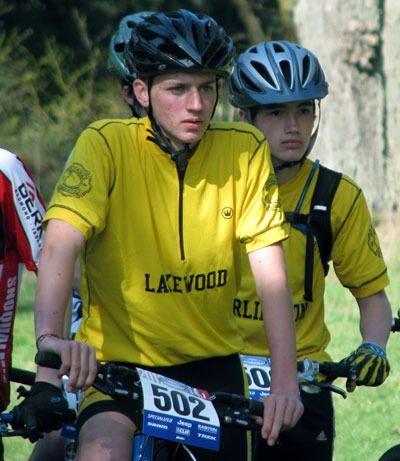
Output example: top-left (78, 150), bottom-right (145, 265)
top-left (241, 355), bottom-right (271, 399)
top-left (138, 368), bottom-right (221, 451)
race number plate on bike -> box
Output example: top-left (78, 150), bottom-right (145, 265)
top-left (138, 368), bottom-right (221, 451)
top-left (241, 355), bottom-right (271, 400)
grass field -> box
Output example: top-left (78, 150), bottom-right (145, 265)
top-left (4, 219), bottom-right (400, 460)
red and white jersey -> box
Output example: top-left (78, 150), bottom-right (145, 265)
top-left (0, 148), bottom-right (45, 410)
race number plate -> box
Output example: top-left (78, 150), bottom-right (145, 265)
top-left (138, 368), bottom-right (221, 451)
top-left (241, 355), bottom-right (271, 400)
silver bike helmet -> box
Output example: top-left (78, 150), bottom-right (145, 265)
top-left (229, 41), bottom-right (328, 166)
top-left (229, 40), bottom-right (328, 108)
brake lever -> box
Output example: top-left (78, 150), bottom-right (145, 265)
top-left (299, 378), bottom-right (347, 399)
top-left (93, 363), bottom-right (142, 400)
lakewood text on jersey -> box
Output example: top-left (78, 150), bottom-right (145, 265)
top-left (145, 269), bottom-right (228, 293)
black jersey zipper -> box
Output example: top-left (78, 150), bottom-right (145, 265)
top-left (175, 152), bottom-right (191, 261)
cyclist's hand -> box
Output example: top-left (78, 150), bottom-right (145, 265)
top-left (261, 392), bottom-right (303, 446)
top-left (12, 381), bottom-right (73, 442)
top-left (340, 342), bottom-right (390, 392)
top-left (36, 336), bottom-right (97, 392)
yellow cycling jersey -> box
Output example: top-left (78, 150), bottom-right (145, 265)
top-left (235, 159), bottom-right (389, 363)
top-left (44, 116), bottom-right (287, 366)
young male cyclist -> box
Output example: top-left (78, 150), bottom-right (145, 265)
top-left (29, 11), bottom-right (303, 461)
top-left (26, 14), bottom-right (151, 461)
top-left (228, 40), bottom-right (392, 460)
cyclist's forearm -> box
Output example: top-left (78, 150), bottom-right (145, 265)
top-left (35, 219), bottom-right (84, 339)
top-left (357, 290), bottom-right (392, 349)
top-left (262, 291), bottom-right (298, 393)
top-left (248, 244), bottom-right (298, 393)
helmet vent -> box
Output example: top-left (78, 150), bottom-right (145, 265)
top-left (252, 61), bottom-right (275, 88)
top-left (240, 69), bottom-right (261, 92)
top-left (272, 43), bottom-right (285, 53)
top-left (114, 41), bottom-right (125, 52)
top-left (301, 56), bottom-right (311, 86)
top-left (279, 61), bottom-right (292, 87)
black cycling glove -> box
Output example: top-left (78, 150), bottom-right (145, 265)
top-left (13, 381), bottom-right (74, 442)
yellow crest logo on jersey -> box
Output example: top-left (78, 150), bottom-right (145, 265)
top-left (57, 163), bottom-right (92, 198)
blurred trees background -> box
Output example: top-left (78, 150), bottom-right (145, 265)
top-left (1, 0), bottom-right (399, 216)
top-left (1, 0), bottom-right (296, 199)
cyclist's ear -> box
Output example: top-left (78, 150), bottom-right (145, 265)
top-left (133, 79), bottom-right (150, 108)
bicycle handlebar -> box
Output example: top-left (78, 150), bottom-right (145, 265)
top-left (35, 351), bottom-right (264, 430)
top-left (9, 368), bottom-right (35, 386)
top-left (296, 358), bottom-right (350, 399)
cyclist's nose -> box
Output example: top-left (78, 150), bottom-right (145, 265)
top-left (187, 89), bottom-right (203, 111)
top-left (285, 113), bottom-right (300, 133)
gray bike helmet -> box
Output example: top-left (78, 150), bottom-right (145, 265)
top-left (125, 9), bottom-right (234, 78)
top-left (107, 11), bottom-right (152, 83)
top-left (229, 40), bottom-right (328, 108)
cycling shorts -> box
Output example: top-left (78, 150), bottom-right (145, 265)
top-left (78, 353), bottom-right (250, 461)
top-left (254, 387), bottom-right (334, 461)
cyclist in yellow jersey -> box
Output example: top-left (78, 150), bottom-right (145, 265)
top-left (31, 11), bottom-right (303, 461)
top-left (26, 13), bottom-right (153, 461)
top-left (229, 40), bottom-right (392, 461)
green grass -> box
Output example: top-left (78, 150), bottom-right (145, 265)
top-left (4, 224), bottom-right (400, 460)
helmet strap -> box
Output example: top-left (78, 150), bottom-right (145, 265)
top-left (145, 77), bottom-right (197, 165)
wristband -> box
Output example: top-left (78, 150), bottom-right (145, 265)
top-left (36, 333), bottom-right (60, 350)
top-left (359, 342), bottom-right (386, 358)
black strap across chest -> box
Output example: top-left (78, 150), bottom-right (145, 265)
top-left (285, 161), bottom-right (342, 302)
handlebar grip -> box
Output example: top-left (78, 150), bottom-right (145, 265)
top-left (35, 351), bottom-right (62, 369)
top-left (10, 368), bottom-right (35, 386)
top-left (319, 361), bottom-right (350, 378)
top-left (391, 317), bottom-right (400, 332)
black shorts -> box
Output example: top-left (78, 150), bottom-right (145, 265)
top-left (0, 437), bottom-right (3, 461)
top-left (254, 388), bottom-right (334, 461)
top-left (78, 353), bottom-right (250, 461)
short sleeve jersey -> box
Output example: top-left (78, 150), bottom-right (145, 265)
top-left (44, 117), bottom-right (287, 366)
top-left (235, 159), bottom-right (389, 363)
top-left (0, 148), bottom-right (45, 410)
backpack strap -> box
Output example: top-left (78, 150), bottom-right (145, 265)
top-left (309, 165), bottom-right (342, 274)
top-left (303, 164), bottom-right (342, 301)
top-left (285, 162), bottom-right (342, 303)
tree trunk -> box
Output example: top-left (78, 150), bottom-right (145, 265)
top-left (294, 0), bottom-right (400, 216)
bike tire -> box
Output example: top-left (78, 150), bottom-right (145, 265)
top-left (379, 444), bottom-right (400, 461)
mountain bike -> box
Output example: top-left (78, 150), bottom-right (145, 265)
top-left (2, 354), bottom-right (351, 460)
top-left (2, 352), bottom-right (264, 461)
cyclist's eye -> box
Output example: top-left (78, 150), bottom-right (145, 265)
top-left (269, 110), bottom-right (282, 117)
top-left (168, 85), bottom-right (185, 94)
top-left (201, 85), bottom-right (215, 93)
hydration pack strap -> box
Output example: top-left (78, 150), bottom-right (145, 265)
top-left (285, 161), bottom-right (341, 302)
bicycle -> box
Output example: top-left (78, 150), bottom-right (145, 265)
top-left (1, 352), bottom-right (264, 461)
top-left (376, 310), bottom-right (400, 461)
